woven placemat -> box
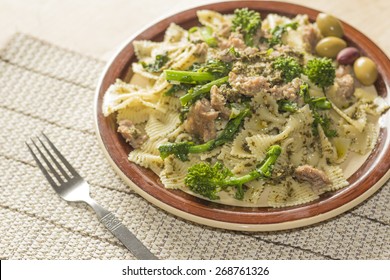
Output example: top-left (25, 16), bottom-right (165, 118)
top-left (0, 33), bottom-right (389, 260)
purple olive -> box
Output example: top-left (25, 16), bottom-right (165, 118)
top-left (337, 47), bottom-right (360, 65)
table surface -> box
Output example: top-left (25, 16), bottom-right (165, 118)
top-left (1, 0), bottom-right (389, 60)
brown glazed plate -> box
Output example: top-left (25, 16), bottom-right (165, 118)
top-left (95, 1), bottom-right (390, 231)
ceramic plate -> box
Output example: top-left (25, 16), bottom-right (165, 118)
top-left (94, 1), bottom-right (390, 231)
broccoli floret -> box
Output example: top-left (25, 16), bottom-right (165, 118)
top-left (158, 108), bottom-right (250, 161)
top-left (158, 141), bottom-right (194, 161)
top-left (185, 145), bottom-right (282, 200)
top-left (141, 53), bottom-right (169, 72)
top-left (304, 58), bottom-right (336, 89)
top-left (184, 161), bottom-right (232, 200)
top-left (232, 8), bottom-right (262, 46)
top-left (268, 22), bottom-right (298, 47)
top-left (272, 56), bottom-right (303, 82)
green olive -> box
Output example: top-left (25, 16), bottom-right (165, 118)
top-left (353, 57), bottom-right (378, 86)
top-left (316, 13), bottom-right (344, 37)
top-left (315, 37), bottom-right (347, 58)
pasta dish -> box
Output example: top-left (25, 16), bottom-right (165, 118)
top-left (102, 9), bottom-right (388, 207)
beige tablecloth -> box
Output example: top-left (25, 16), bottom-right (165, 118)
top-left (0, 33), bottom-right (389, 260)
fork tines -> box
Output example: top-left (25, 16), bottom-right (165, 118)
top-left (26, 133), bottom-right (78, 187)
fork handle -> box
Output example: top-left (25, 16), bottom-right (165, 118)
top-left (87, 199), bottom-right (158, 260)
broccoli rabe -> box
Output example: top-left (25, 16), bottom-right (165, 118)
top-left (179, 76), bottom-right (229, 106)
top-left (158, 108), bottom-right (250, 161)
top-left (193, 59), bottom-right (232, 78)
top-left (164, 83), bottom-right (192, 96)
top-left (298, 83), bottom-right (331, 110)
top-left (165, 59), bottom-right (232, 85)
top-left (272, 56), bottom-right (303, 82)
top-left (189, 26), bottom-right (218, 47)
top-left (278, 83), bottom-right (331, 112)
top-left (312, 110), bottom-right (338, 138)
top-left (268, 22), bottom-right (298, 47)
top-left (304, 58), bottom-right (336, 89)
top-left (298, 83), bottom-right (337, 137)
top-left (277, 84), bottom-right (336, 137)
top-left (141, 53), bottom-right (169, 72)
top-left (277, 99), bottom-right (299, 113)
top-left (185, 145), bottom-right (282, 200)
top-left (164, 70), bottom-right (215, 84)
top-left (199, 26), bottom-right (218, 47)
top-left (232, 8), bottom-right (262, 46)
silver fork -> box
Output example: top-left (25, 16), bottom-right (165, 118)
top-left (26, 133), bottom-right (158, 260)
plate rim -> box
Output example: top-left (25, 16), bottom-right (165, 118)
top-left (94, 130), bottom-right (390, 231)
top-left (94, 0), bottom-right (390, 231)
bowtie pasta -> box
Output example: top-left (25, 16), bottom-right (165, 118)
top-left (103, 9), bottom-right (389, 207)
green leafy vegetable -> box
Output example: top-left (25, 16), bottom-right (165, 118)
top-left (164, 59), bottom-right (231, 85)
top-left (232, 8), bottom-right (262, 46)
top-left (277, 100), bottom-right (299, 113)
top-left (272, 56), bottom-right (303, 82)
top-left (228, 46), bottom-right (240, 58)
top-left (164, 70), bottom-right (215, 84)
top-left (298, 83), bottom-right (337, 137)
top-left (194, 59), bottom-right (232, 78)
top-left (199, 26), bottom-right (218, 47)
top-left (268, 22), bottom-right (298, 47)
top-left (185, 144), bottom-right (282, 200)
top-left (277, 84), bottom-right (336, 137)
top-left (164, 84), bottom-right (192, 96)
top-left (312, 110), bottom-right (338, 138)
top-left (298, 83), bottom-right (332, 110)
top-left (189, 26), bottom-right (218, 47)
top-left (304, 57), bottom-right (336, 89)
top-left (141, 53), bottom-right (169, 72)
top-left (158, 108), bottom-right (250, 161)
top-left (179, 76), bottom-right (229, 106)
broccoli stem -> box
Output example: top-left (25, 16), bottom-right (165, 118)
top-left (179, 76), bottom-right (229, 106)
top-left (222, 144), bottom-right (282, 186)
top-left (164, 70), bottom-right (215, 84)
top-left (158, 108), bottom-right (250, 161)
top-left (199, 26), bottom-right (218, 47)
top-left (310, 97), bottom-right (332, 110)
top-left (185, 144), bottom-right (282, 200)
top-left (187, 141), bottom-right (214, 154)
top-left (298, 83), bottom-right (337, 137)
top-left (277, 97), bottom-right (331, 114)
top-left (214, 108), bottom-right (250, 146)
top-left (277, 100), bottom-right (299, 113)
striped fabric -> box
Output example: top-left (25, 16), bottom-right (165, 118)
top-left (0, 33), bottom-right (389, 260)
